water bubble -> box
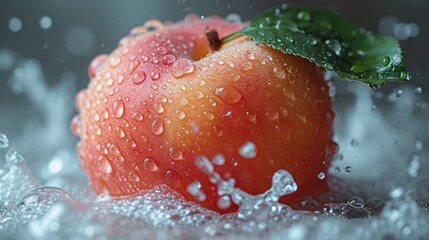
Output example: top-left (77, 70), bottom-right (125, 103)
top-left (39, 16), bottom-right (52, 30)
top-left (215, 86), bottom-right (242, 104)
top-left (325, 39), bottom-right (341, 56)
top-left (195, 155), bottom-right (214, 174)
top-left (408, 153), bottom-right (422, 178)
top-left (382, 56), bottom-right (390, 66)
top-left (0, 133), bottom-right (9, 149)
top-left (169, 147), bottom-right (183, 160)
top-left (143, 157), bottom-right (159, 171)
top-left (172, 58), bottom-right (195, 78)
top-left (351, 139), bottom-right (359, 147)
top-left (389, 187), bottom-right (404, 198)
top-left (345, 166), bottom-right (352, 173)
top-left (317, 172), bottom-right (325, 180)
top-left (151, 119), bottom-right (164, 135)
top-left (132, 71), bottom-right (146, 84)
top-left (8, 17), bottom-right (22, 32)
top-left (5, 147), bottom-right (25, 165)
top-left (238, 141), bottom-right (257, 159)
top-left (347, 198), bottom-right (364, 208)
top-left (112, 100), bottom-right (125, 118)
top-left (414, 87), bottom-right (422, 95)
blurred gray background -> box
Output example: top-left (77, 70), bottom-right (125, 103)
top-left (0, 0), bottom-right (428, 192)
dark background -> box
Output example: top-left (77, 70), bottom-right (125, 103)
top-left (0, 0), bottom-right (428, 187)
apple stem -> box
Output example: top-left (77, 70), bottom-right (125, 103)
top-left (205, 27), bottom-right (222, 52)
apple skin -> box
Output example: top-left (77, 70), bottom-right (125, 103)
top-left (72, 16), bottom-right (336, 213)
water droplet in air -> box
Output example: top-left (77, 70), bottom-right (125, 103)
top-left (297, 11), bottom-right (311, 21)
top-left (113, 100), bottom-right (125, 118)
top-left (143, 157), bottom-right (159, 171)
top-left (238, 141), bottom-right (257, 159)
top-left (0, 133), bottom-right (10, 149)
top-left (212, 154), bottom-right (225, 165)
top-left (172, 58), bottom-right (195, 78)
top-left (218, 195), bottom-right (232, 209)
top-left (271, 169), bottom-right (298, 196)
top-left (215, 86), bottom-right (242, 104)
top-left (408, 153), bottom-right (422, 177)
top-left (151, 119), bottom-right (164, 135)
top-left (165, 169), bottom-right (181, 188)
top-left (325, 39), bottom-right (342, 56)
top-left (98, 155), bottom-right (112, 174)
top-left (414, 87), bottom-right (422, 95)
top-left (132, 71), bottom-right (146, 84)
top-left (415, 138), bottom-right (423, 150)
top-left (187, 181), bottom-right (206, 202)
top-left (396, 89), bottom-right (403, 97)
top-left (317, 172), bottom-right (326, 180)
top-left (195, 155), bottom-right (214, 174)
top-left (169, 147), bottom-right (183, 160)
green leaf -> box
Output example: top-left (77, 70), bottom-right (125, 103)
top-left (222, 4), bottom-right (411, 86)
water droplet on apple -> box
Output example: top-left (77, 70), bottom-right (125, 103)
top-left (98, 155), bottom-right (112, 174)
top-left (113, 100), bottom-right (125, 118)
top-left (116, 126), bottom-right (125, 139)
top-left (241, 61), bottom-right (253, 71)
top-left (151, 118), bottom-right (164, 135)
top-left (162, 54), bottom-right (176, 65)
top-left (169, 147), bottom-right (183, 160)
top-left (143, 157), bottom-right (159, 171)
top-left (128, 171), bottom-right (141, 182)
top-left (131, 112), bottom-right (144, 122)
top-left (150, 71), bottom-right (160, 80)
top-left (215, 86), bottom-right (242, 104)
top-left (172, 58), bottom-right (195, 78)
top-left (132, 71), bottom-right (146, 84)
top-left (109, 56), bottom-right (121, 68)
top-left (154, 103), bottom-right (165, 114)
top-left (166, 169), bottom-right (182, 188)
top-left (273, 67), bottom-right (286, 79)
top-left (175, 109), bottom-right (186, 120)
